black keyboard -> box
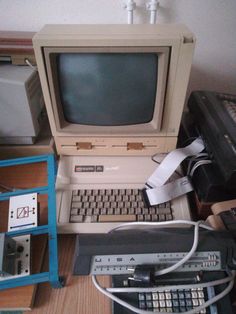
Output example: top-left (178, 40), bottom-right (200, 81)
top-left (136, 287), bottom-right (216, 313)
top-left (112, 276), bottom-right (219, 314)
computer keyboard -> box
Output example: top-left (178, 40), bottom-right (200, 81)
top-left (70, 188), bottom-right (173, 223)
top-left (135, 287), bottom-right (216, 313)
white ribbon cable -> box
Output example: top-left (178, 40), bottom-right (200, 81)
top-left (145, 176), bottom-right (193, 206)
top-left (146, 137), bottom-right (205, 188)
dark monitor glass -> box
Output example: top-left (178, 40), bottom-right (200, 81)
top-left (57, 53), bottom-right (158, 126)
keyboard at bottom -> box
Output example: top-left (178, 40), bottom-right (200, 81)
top-left (70, 188), bottom-right (173, 223)
top-left (112, 287), bottom-right (218, 314)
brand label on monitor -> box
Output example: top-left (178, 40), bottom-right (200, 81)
top-left (75, 165), bottom-right (104, 172)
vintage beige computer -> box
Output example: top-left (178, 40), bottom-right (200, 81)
top-left (33, 24), bottom-right (195, 233)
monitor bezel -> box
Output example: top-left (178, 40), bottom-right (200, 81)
top-left (44, 46), bottom-right (169, 135)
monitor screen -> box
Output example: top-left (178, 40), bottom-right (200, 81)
top-left (33, 24), bottom-right (195, 155)
top-left (57, 53), bottom-right (157, 126)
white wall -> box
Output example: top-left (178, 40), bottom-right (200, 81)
top-left (1, 0), bottom-right (236, 95)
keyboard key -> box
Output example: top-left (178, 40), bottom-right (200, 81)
top-left (71, 208), bottom-right (78, 215)
top-left (144, 214), bottom-right (151, 221)
top-left (186, 300), bottom-right (192, 307)
top-left (128, 208), bottom-right (135, 214)
top-left (86, 208), bottom-right (93, 216)
top-left (165, 293), bottom-right (172, 300)
top-left (145, 293), bottom-right (152, 301)
top-left (121, 208), bottom-right (128, 214)
top-left (93, 208), bottom-right (99, 215)
top-left (78, 208), bottom-right (86, 215)
top-left (179, 292), bottom-right (185, 299)
top-left (137, 215), bottom-right (144, 221)
top-left (143, 208), bottom-right (149, 215)
top-left (101, 208), bottom-right (107, 215)
top-left (146, 301), bottom-right (153, 309)
top-left (153, 301), bottom-right (159, 308)
top-left (159, 214), bottom-right (166, 221)
top-left (114, 208), bottom-right (121, 215)
top-left (70, 215), bottom-right (83, 222)
top-left (72, 195), bottom-right (81, 202)
top-left (166, 214), bottom-right (173, 220)
top-left (105, 189), bottom-right (112, 195)
top-left (98, 214), bottom-right (136, 222)
top-left (191, 292), bottom-right (198, 298)
top-left (192, 299), bottom-right (199, 306)
top-left (91, 215), bottom-right (98, 222)
top-left (138, 294), bottom-right (145, 301)
top-left (156, 207), bottom-right (171, 214)
top-left (172, 300), bottom-right (179, 307)
top-left (71, 201), bottom-right (82, 208)
top-left (135, 208), bottom-right (142, 215)
top-left (83, 202), bottom-right (89, 209)
top-left (171, 292), bottom-right (178, 299)
top-left (151, 214), bottom-right (159, 221)
top-left (139, 301), bottom-right (146, 309)
top-left (152, 293), bottom-right (158, 300)
top-left (198, 291), bottom-right (204, 298)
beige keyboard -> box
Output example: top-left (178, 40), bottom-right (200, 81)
top-left (70, 188), bottom-right (173, 223)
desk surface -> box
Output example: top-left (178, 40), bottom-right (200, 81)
top-left (27, 235), bottom-right (111, 314)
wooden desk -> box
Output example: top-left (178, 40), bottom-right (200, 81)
top-left (27, 235), bottom-right (111, 314)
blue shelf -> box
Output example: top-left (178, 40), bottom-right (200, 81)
top-left (0, 154), bottom-right (63, 290)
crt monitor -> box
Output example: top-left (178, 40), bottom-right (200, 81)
top-left (33, 24), bottom-right (195, 156)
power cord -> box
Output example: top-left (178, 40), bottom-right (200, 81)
top-left (189, 160), bottom-right (212, 177)
top-left (186, 153), bottom-right (209, 176)
top-left (110, 220), bottom-right (213, 276)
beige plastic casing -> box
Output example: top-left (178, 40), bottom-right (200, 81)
top-left (33, 24), bottom-right (195, 156)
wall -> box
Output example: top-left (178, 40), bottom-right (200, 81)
top-left (0, 0), bottom-right (236, 95)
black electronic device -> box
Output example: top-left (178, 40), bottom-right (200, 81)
top-left (73, 228), bottom-right (236, 276)
top-left (188, 91), bottom-right (236, 187)
top-left (73, 228), bottom-right (236, 314)
top-left (178, 111), bottom-right (236, 203)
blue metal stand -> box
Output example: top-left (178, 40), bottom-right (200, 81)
top-left (0, 154), bottom-right (63, 290)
